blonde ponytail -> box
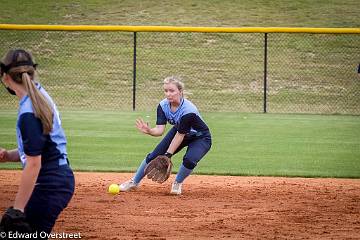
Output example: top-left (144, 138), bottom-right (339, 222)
top-left (22, 72), bottom-right (53, 134)
top-left (2, 49), bottom-right (54, 134)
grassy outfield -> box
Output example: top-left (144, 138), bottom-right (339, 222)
top-left (0, 1), bottom-right (359, 114)
top-left (1, 0), bottom-right (359, 27)
top-left (1, 110), bottom-right (359, 178)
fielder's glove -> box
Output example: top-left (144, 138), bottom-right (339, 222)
top-left (0, 207), bottom-right (32, 234)
top-left (144, 153), bottom-right (173, 183)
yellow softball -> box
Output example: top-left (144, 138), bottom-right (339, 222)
top-left (108, 183), bottom-right (120, 195)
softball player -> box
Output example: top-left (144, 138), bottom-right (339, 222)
top-left (0, 49), bottom-right (74, 236)
top-left (120, 76), bottom-right (212, 195)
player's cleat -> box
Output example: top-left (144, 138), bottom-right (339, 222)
top-left (170, 181), bottom-right (182, 195)
top-left (119, 179), bottom-right (138, 192)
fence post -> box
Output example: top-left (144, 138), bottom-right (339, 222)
top-left (263, 33), bottom-right (268, 113)
top-left (132, 32), bottom-right (137, 111)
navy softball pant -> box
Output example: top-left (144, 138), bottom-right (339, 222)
top-left (145, 127), bottom-right (212, 169)
top-left (24, 162), bottom-right (75, 237)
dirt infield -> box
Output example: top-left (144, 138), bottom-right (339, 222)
top-left (1, 170), bottom-right (359, 239)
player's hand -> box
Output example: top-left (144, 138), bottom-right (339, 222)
top-left (135, 118), bottom-right (150, 134)
top-left (0, 148), bottom-right (9, 162)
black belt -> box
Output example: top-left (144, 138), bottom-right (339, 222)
top-left (186, 130), bottom-right (210, 138)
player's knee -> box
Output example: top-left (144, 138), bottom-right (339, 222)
top-left (182, 158), bottom-right (197, 170)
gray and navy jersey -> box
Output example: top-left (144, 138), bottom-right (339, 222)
top-left (156, 98), bottom-right (209, 135)
top-left (16, 83), bottom-right (67, 168)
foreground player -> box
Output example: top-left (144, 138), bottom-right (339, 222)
top-left (0, 49), bottom-right (75, 237)
top-left (120, 76), bottom-right (212, 195)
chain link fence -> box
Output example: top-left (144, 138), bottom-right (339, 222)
top-left (0, 29), bottom-right (359, 114)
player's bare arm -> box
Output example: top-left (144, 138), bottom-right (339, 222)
top-left (166, 132), bottom-right (185, 155)
top-left (13, 155), bottom-right (41, 212)
top-left (136, 118), bottom-right (165, 137)
top-left (0, 148), bottom-right (20, 162)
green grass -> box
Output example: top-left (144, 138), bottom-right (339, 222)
top-left (1, 0), bottom-right (359, 27)
top-left (0, 2), bottom-right (359, 178)
top-left (1, 110), bottom-right (359, 178)
top-left (0, 1), bottom-right (359, 114)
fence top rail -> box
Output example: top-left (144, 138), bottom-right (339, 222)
top-left (0, 24), bottom-right (359, 34)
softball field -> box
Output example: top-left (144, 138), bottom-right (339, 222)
top-left (1, 170), bottom-right (359, 239)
